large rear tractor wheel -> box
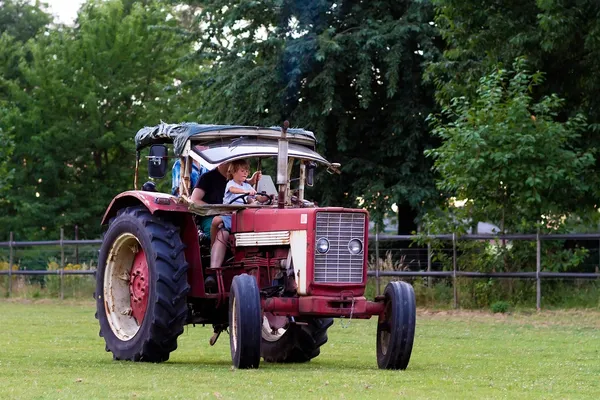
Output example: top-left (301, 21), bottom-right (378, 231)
top-left (261, 315), bottom-right (333, 363)
top-left (95, 206), bottom-right (189, 362)
top-left (376, 281), bottom-right (416, 370)
top-left (229, 274), bottom-right (262, 369)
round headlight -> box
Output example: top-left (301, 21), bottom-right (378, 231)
top-left (316, 237), bottom-right (330, 254)
top-left (348, 239), bottom-right (363, 255)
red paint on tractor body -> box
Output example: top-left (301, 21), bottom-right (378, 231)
top-left (179, 214), bottom-right (204, 297)
top-left (101, 191), bottom-right (189, 225)
top-left (233, 207), bottom-right (369, 298)
top-left (262, 296), bottom-right (384, 318)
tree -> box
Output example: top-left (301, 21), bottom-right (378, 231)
top-left (426, 0), bottom-right (540, 105)
top-left (0, 0), bottom-right (192, 239)
top-left (0, 34), bottom-right (20, 199)
top-left (426, 59), bottom-right (595, 233)
top-left (0, 0), bottom-right (52, 44)
top-left (0, 0), bottom-right (52, 207)
top-left (180, 0), bottom-right (442, 231)
top-left (428, 0), bottom-right (600, 206)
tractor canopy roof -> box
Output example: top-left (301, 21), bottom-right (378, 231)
top-left (195, 137), bottom-right (328, 166)
top-left (135, 122), bottom-right (317, 157)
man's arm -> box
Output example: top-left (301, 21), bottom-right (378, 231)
top-left (247, 170), bottom-right (262, 186)
top-left (171, 161), bottom-right (180, 195)
top-left (191, 187), bottom-right (208, 205)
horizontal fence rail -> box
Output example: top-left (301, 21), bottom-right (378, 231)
top-left (369, 232), bottom-right (600, 309)
top-left (3, 233), bottom-right (600, 248)
top-left (2, 231), bottom-right (600, 308)
top-left (0, 239), bottom-right (102, 247)
top-left (367, 271), bottom-right (600, 279)
top-left (0, 270), bottom-right (95, 276)
top-left (373, 233), bottom-right (600, 241)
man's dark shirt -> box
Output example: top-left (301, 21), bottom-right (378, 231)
top-left (194, 167), bottom-right (227, 204)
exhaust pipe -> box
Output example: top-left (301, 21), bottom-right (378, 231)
top-left (277, 120), bottom-right (289, 208)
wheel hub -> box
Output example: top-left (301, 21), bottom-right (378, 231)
top-left (379, 302), bottom-right (392, 355)
top-left (104, 233), bottom-right (145, 341)
top-left (129, 249), bottom-right (148, 325)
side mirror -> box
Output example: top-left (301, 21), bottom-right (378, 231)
top-left (306, 162), bottom-right (317, 187)
top-left (148, 145), bottom-right (168, 179)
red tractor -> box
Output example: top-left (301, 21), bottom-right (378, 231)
top-left (95, 122), bottom-right (416, 369)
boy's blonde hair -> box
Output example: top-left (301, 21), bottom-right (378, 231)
top-left (227, 159), bottom-right (250, 180)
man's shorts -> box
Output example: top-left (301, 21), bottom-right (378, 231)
top-left (198, 216), bottom-right (215, 237)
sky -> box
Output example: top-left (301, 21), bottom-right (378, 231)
top-left (45, 0), bottom-right (86, 24)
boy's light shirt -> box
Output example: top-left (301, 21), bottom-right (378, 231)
top-left (223, 180), bottom-right (254, 204)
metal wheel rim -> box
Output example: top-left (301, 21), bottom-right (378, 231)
top-left (103, 233), bottom-right (146, 341)
top-left (261, 314), bottom-right (288, 342)
top-left (379, 302), bottom-right (392, 356)
top-left (231, 297), bottom-right (238, 352)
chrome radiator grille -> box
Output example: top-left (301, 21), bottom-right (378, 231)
top-left (314, 212), bottom-right (365, 283)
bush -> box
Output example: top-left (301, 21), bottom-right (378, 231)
top-left (491, 301), bottom-right (510, 313)
top-left (45, 259), bottom-right (95, 298)
top-left (0, 260), bottom-right (19, 296)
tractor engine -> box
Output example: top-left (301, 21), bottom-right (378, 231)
top-left (231, 208), bottom-right (368, 297)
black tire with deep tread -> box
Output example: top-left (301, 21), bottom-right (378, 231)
top-left (95, 206), bottom-right (189, 362)
top-left (261, 317), bottom-right (334, 363)
top-left (229, 274), bottom-right (262, 369)
top-left (376, 281), bottom-right (416, 370)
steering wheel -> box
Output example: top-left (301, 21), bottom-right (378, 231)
top-left (228, 191), bottom-right (273, 205)
top-left (229, 193), bottom-right (251, 204)
top-left (259, 191), bottom-right (273, 205)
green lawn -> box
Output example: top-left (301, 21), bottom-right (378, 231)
top-left (1, 301), bottom-right (599, 399)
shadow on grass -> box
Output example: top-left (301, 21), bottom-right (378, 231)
top-left (163, 357), bottom-right (427, 372)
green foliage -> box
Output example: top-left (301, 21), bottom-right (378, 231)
top-left (0, 122), bottom-right (14, 197)
top-left (427, 0), bottom-right (541, 105)
top-left (428, 0), bottom-right (600, 210)
top-left (411, 229), bottom-right (592, 308)
top-left (0, 0), bottom-right (51, 204)
top-left (0, 0), bottom-right (192, 239)
top-left (44, 260), bottom-right (96, 298)
top-left (490, 300), bottom-right (510, 313)
top-left (180, 0), bottom-right (443, 228)
top-left (426, 59), bottom-right (595, 233)
top-left (0, 0), bottom-right (51, 44)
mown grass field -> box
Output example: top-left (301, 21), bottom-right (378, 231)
top-left (1, 300), bottom-right (599, 399)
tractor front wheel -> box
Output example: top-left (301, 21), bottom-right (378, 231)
top-left (229, 274), bottom-right (262, 369)
top-left (95, 206), bottom-right (189, 362)
top-left (376, 281), bottom-right (416, 370)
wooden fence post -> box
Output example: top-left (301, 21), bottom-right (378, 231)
top-left (8, 232), bottom-right (13, 298)
top-left (75, 225), bottom-right (79, 265)
top-left (427, 232), bottom-right (432, 288)
top-left (60, 228), bottom-right (64, 301)
top-left (453, 232), bottom-right (458, 309)
top-left (536, 230), bottom-right (541, 311)
top-left (375, 225), bottom-right (381, 296)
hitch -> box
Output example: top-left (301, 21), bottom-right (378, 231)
top-left (339, 291), bottom-right (356, 329)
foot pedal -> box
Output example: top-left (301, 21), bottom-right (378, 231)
top-left (209, 330), bottom-right (221, 346)
top-left (204, 276), bottom-right (217, 294)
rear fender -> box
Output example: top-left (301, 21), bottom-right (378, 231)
top-left (101, 191), bottom-right (189, 225)
top-left (102, 191), bottom-right (203, 296)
